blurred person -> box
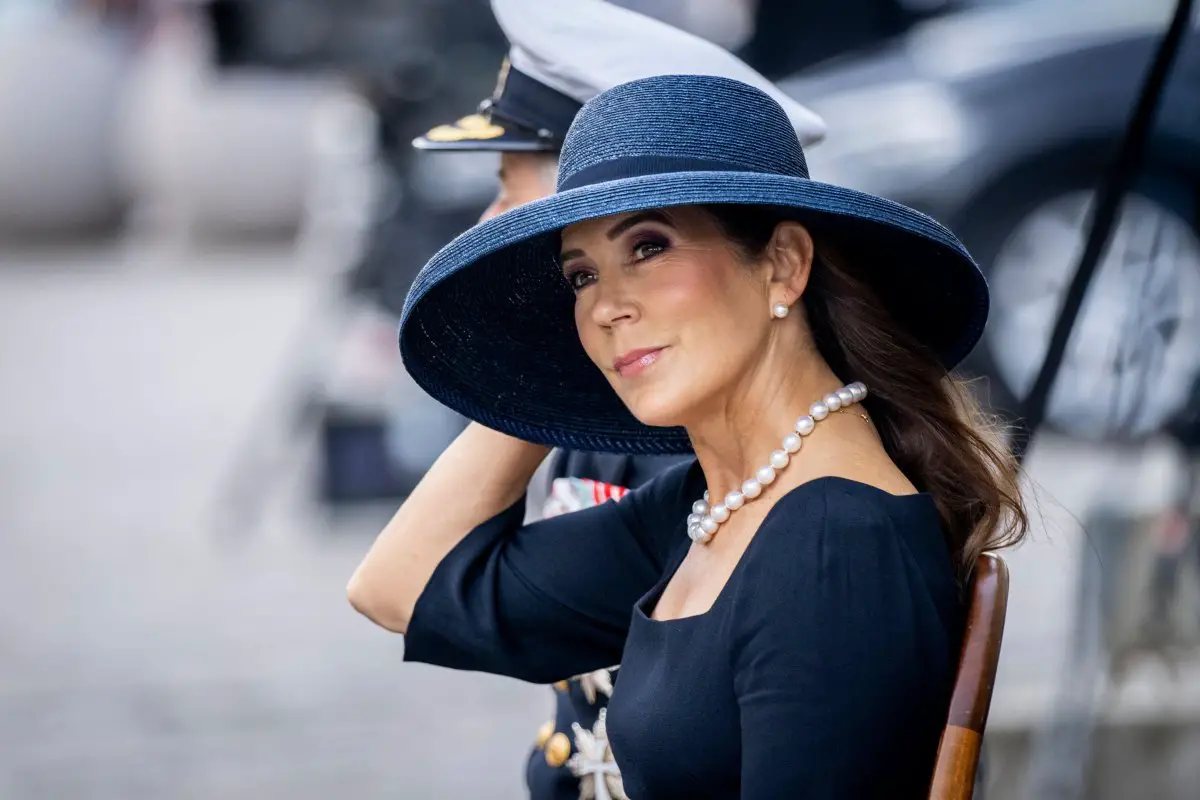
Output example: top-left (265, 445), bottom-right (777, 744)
top-left (404, 1), bottom-right (825, 796)
top-left (352, 44), bottom-right (1029, 800)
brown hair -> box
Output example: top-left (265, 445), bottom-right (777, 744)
top-left (701, 204), bottom-right (1028, 580)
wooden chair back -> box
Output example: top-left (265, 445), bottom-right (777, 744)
top-left (928, 553), bottom-right (1010, 799)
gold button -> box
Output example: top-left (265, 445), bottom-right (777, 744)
top-left (535, 720), bottom-right (554, 750)
top-left (553, 680), bottom-right (570, 692)
top-left (544, 732), bottom-right (571, 767)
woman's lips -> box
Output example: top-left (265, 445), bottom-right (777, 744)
top-left (613, 347), bottom-right (665, 377)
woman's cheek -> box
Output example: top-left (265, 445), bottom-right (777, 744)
top-left (649, 254), bottom-right (727, 325)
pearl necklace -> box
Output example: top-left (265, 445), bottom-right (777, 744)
top-left (686, 382), bottom-right (868, 544)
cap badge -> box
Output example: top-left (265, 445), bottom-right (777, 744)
top-left (423, 114), bottom-right (506, 143)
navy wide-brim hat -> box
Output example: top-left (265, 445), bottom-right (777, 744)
top-left (400, 75), bottom-right (989, 455)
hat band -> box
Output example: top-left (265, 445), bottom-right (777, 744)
top-left (485, 66), bottom-right (581, 143)
top-left (557, 155), bottom-right (808, 193)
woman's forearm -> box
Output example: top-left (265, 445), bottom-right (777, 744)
top-left (347, 422), bottom-right (551, 633)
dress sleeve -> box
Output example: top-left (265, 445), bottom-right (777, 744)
top-left (402, 459), bottom-right (697, 683)
top-left (729, 483), bottom-right (960, 798)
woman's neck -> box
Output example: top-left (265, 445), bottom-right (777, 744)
top-left (686, 352), bottom-right (845, 504)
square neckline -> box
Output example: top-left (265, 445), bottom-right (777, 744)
top-left (637, 472), bottom-right (936, 626)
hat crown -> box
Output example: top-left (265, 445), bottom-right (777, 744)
top-left (557, 75), bottom-right (809, 192)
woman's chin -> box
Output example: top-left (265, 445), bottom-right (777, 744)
top-left (623, 395), bottom-right (690, 430)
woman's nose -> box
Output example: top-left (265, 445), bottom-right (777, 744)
top-left (589, 276), bottom-right (639, 329)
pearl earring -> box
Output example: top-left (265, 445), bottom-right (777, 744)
top-left (771, 302), bottom-right (789, 319)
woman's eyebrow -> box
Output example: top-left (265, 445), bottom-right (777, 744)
top-left (605, 210), bottom-right (673, 240)
top-left (560, 210), bottom-right (675, 262)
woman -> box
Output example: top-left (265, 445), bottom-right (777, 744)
top-left (349, 74), bottom-right (1028, 798)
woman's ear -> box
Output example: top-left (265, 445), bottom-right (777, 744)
top-left (765, 221), bottom-right (814, 304)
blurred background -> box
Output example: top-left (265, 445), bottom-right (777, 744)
top-left (0, 0), bottom-right (1197, 797)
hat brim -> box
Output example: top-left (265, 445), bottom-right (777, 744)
top-left (399, 171), bottom-right (989, 455)
top-left (412, 118), bottom-right (558, 153)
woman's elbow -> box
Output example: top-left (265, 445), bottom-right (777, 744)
top-left (346, 569), bottom-right (412, 634)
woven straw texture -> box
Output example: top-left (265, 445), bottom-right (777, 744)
top-left (399, 75), bottom-right (988, 455)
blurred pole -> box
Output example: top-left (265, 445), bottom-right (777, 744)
top-left (1010, 0), bottom-right (1195, 467)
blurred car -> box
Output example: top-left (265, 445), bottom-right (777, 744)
top-left (786, 0), bottom-right (1200, 441)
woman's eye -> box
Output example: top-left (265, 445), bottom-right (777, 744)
top-left (632, 239), bottom-right (666, 260)
top-left (566, 270), bottom-right (596, 292)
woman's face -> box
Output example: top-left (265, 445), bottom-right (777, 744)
top-left (559, 206), bottom-right (783, 428)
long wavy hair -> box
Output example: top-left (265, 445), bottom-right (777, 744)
top-left (702, 204), bottom-right (1028, 581)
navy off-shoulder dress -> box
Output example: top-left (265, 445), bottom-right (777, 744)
top-left (404, 459), bottom-right (963, 798)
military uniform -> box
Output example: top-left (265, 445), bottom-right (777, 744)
top-left (411, 3), bottom-right (824, 797)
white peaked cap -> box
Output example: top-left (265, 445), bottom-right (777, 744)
top-left (490, 0), bottom-right (827, 147)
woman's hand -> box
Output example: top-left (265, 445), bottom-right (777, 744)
top-left (347, 422), bottom-right (551, 633)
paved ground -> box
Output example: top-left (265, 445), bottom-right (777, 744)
top-left (0, 241), bottom-right (1196, 798)
top-left (0, 244), bottom-right (547, 799)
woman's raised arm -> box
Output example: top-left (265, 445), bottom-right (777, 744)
top-left (347, 422), bottom-right (550, 634)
